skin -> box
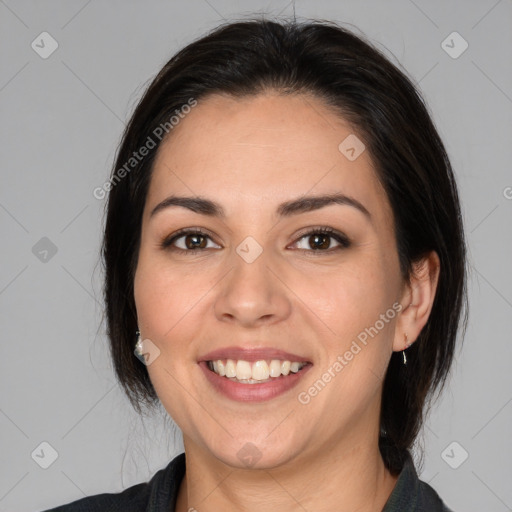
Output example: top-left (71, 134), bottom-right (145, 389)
top-left (133, 92), bottom-right (440, 512)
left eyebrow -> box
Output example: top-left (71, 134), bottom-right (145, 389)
top-left (149, 193), bottom-right (371, 220)
top-left (276, 193), bottom-right (371, 219)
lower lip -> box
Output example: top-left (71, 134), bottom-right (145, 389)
top-left (198, 361), bottom-right (313, 402)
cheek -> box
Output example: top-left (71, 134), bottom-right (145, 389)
top-left (134, 247), bottom-right (209, 333)
top-left (296, 253), bottom-right (398, 391)
top-left (134, 258), bottom-right (171, 333)
top-left (300, 257), bottom-right (394, 332)
top-left (133, 253), bottom-right (205, 425)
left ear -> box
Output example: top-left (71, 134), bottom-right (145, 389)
top-left (393, 250), bottom-right (441, 352)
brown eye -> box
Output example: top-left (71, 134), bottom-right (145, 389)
top-left (184, 233), bottom-right (207, 249)
top-left (308, 233), bottom-right (331, 250)
top-left (161, 228), bottom-right (221, 253)
top-left (292, 227), bottom-right (351, 252)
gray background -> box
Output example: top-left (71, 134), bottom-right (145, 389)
top-left (1, 1), bottom-right (511, 511)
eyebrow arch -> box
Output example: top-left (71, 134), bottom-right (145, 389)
top-left (150, 193), bottom-right (371, 220)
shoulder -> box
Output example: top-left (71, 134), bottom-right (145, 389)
top-left (40, 453), bottom-right (186, 512)
top-left (416, 479), bottom-right (455, 512)
top-left (383, 451), bottom-right (456, 512)
top-left (40, 481), bottom-right (150, 512)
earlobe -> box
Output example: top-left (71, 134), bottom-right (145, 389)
top-left (393, 251), bottom-right (440, 352)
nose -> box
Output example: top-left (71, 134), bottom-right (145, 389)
top-left (213, 248), bottom-right (292, 328)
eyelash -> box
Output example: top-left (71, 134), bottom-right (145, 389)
top-left (160, 226), bottom-right (351, 255)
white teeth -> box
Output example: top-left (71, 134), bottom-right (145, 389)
top-left (225, 359), bottom-right (236, 378)
top-left (235, 360), bottom-right (252, 380)
top-left (290, 362), bottom-right (301, 373)
top-left (208, 358), bottom-right (307, 380)
top-left (217, 360), bottom-right (226, 377)
top-left (252, 360), bottom-right (270, 380)
top-left (269, 360), bottom-right (282, 378)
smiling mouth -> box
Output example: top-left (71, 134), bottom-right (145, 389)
top-left (206, 358), bottom-right (311, 384)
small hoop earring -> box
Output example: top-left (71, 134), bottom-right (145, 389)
top-left (402, 332), bottom-right (410, 365)
top-left (135, 330), bottom-right (143, 357)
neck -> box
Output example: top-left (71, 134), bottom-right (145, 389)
top-left (175, 434), bottom-right (398, 512)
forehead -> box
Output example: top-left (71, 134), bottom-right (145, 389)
top-left (148, 92), bottom-right (390, 220)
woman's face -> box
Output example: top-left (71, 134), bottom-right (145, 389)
top-left (134, 92), bottom-right (408, 468)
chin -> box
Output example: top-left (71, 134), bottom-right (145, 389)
top-left (206, 435), bottom-right (301, 471)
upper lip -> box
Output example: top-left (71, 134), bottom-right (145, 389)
top-left (198, 346), bottom-right (312, 363)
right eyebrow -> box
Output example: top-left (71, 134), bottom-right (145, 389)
top-left (150, 196), bottom-right (225, 218)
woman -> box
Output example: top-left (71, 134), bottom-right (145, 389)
top-left (45, 18), bottom-right (467, 512)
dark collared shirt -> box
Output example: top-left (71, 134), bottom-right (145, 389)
top-left (42, 451), bottom-right (454, 511)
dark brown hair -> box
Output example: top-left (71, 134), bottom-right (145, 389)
top-left (101, 18), bottom-right (468, 474)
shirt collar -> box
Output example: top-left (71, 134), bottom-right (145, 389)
top-left (148, 450), bottom-right (446, 512)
